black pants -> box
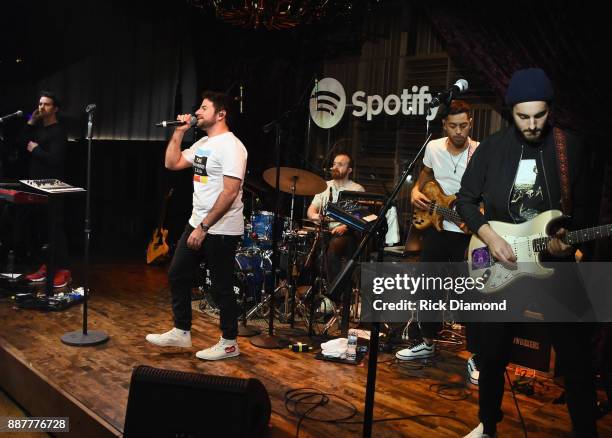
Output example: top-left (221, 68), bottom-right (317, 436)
top-left (169, 225), bottom-right (240, 339)
top-left (418, 229), bottom-right (470, 339)
top-left (479, 323), bottom-right (597, 437)
top-left (325, 231), bottom-right (357, 302)
top-left (0, 201), bottom-right (68, 268)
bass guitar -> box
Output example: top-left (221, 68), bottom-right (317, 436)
top-left (411, 180), bottom-right (468, 232)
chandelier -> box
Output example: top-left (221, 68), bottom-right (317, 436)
top-left (188, 0), bottom-right (368, 30)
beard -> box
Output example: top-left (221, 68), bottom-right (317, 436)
top-left (522, 129), bottom-right (543, 142)
top-left (197, 117), bottom-right (215, 130)
top-left (331, 169), bottom-right (347, 180)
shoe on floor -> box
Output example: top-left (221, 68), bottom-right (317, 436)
top-left (146, 328), bottom-right (192, 347)
top-left (467, 354), bottom-right (480, 385)
top-left (53, 269), bottom-right (71, 288)
top-left (464, 423), bottom-right (495, 438)
top-left (196, 337), bottom-right (240, 361)
top-left (395, 341), bottom-right (435, 360)
top-left (25, 264), bottom-right (47, 282)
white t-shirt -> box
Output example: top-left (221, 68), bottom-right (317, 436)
top-left (422, 137), bottom-right (479, 233)
top-left (182, 131), bottom-right (247, 235)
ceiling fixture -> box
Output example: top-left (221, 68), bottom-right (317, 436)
top-left (188, 0), bottom-right (379, 30)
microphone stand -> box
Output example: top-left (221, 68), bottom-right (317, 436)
top-left (250, 111), bottom-right (293, 349)
top-left (61, 106), bottom-right (109, 347)
top-left (326, 129), bottom-right (433, 438)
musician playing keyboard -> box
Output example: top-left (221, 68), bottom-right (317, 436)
top-left (307, 152), bottom-right (364, 304)
top-left (0, 91), bottom-right (71, 288)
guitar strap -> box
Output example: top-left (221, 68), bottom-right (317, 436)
top-left (467, 137), bottom-right (479, 163)
top-left (553, 127), bottom-right (572, 215)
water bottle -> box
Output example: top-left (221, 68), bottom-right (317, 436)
top-left (346, 329), bottom-right (358, 361)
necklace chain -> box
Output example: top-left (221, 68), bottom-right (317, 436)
top-left (448, 148), bottom-right (467, 174)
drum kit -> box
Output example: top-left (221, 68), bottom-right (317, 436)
top-left (199, 166), bottom-right (346, 336)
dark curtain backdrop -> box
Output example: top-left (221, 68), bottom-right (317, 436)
top-left (183, 11), bottom-right (335, 216)
top-left (1, 0), bottom-right (196, 142)
top-left (422, 1), bottom-right (611, 259)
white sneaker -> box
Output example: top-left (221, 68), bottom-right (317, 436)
top-left (467, 354), bottom-right (480, 385)
top-left (464, 423), bottom-right (494, 438)
top-left (395, 341), bottom-right (435, 360)
top-left (145, 327), bottom-right (192, 347)
top-left (196, 337), bottom-right (240, 361)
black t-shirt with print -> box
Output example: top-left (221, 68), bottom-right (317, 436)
top-left (509, 145), bottom-right (547, 223)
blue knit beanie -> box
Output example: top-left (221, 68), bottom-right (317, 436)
top-left (505, 68), bottom-right (554, 106)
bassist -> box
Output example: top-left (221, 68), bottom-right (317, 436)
top-left (397, 100), bottom-right (480, 379)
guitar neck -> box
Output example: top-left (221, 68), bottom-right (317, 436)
top-left (432, 204), bottom-right (463, 225)
top-left (533, 224), bottom-right (612, 251)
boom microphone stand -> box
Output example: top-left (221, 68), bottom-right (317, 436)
top-left (61, 104), bottom-right (109, 346)
top-left (326, 129), bottom-right (434, 437)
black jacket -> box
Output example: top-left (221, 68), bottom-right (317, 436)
top-left (456, 125), bottom-right (588, 234)
top-left (23, 122), bottom-right (67, 179)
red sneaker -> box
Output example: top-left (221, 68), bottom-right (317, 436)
top-left (25, 264), bottom-right (47, 282)
top-left (53, 270), bottom-right (71, 288)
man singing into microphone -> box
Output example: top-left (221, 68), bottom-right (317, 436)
top-left (146, 91), bottom-right (247, 361)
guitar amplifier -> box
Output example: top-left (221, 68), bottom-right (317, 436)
top-left (508, 323), bottom-right (555, 377)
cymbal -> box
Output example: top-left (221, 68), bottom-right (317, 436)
top-left (262, 167), bottom-right (327, 196)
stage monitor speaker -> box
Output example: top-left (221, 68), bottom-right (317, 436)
top-left (124, 365), bottom-right (271, 438)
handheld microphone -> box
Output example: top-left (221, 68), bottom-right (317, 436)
top-left (428, 79), bottom-right (469, 109)
top-left (0, 110), bottom-right (24, 123)
top-left (85, 103), bottom-right (97, 113)
top-left (155, 116), bottom-right (196, 128)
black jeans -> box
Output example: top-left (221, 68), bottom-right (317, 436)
top-left (169, 224), bottom-right (240, 339)
top-left (478, 322), bottom-right (597, 437)
top-left (418, 229), bottom-right (470, 339)
top-left (325, 231), bottom-right (357, 302)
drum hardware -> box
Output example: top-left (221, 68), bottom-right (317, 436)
top-left (238, 277), bottom-right (261, 337)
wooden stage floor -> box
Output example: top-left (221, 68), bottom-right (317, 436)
top-left (1, 258), bottom-right (612, 437)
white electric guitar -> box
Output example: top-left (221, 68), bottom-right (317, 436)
top-left (467, 210), bottom-right (612, 294)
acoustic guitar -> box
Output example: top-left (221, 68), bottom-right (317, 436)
top-left (411, 180), bottom-right (468, 233)
top-left (146, 188), bottom-right (173, 264)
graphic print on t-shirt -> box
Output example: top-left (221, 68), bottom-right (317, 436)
top-left (193, 148), bottom-right (209, 184)
top-left (509, 158), bottom-right (544, 222)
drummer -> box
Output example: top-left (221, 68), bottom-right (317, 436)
top-left (306, 152), bottom-right (364, 303)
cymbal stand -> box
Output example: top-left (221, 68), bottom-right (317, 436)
top-left (251, 114), bottom-right (291, 349)
top-left (286, 177), bottom-right (299, 329)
